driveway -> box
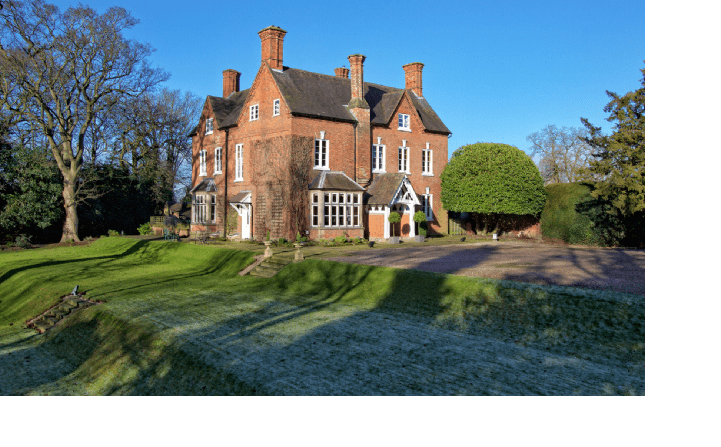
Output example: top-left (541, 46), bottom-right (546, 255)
top-left (326, 241), bottom-right (645, 295)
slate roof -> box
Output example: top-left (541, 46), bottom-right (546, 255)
top-left (270, 68), bottom-right (451, 134)
top-left (308, 171), bottom-right (365, 191)
top-left (188, 90), bottom-right (249, 136)
top-left (189, 178), bottom-right (217, 193)
top-left (190, 66), bottom-right (450, 135)
top-left (229, 191), bottom-right (252, 203)
top-left (364, 173), bottom-right (406, 205)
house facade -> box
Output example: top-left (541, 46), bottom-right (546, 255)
top-left (189, 26), bottom-right (451, 241)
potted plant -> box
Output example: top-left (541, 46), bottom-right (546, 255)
top-left (413, 211), bottom-right (427, 242)
top-left (388, 211), bottom-right (401, 244)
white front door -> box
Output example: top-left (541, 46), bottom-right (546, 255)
top-left (240, 205), bottom-right (251, 239)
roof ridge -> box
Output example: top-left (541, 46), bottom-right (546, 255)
top-left (280, 66), bottom-right (403, 92)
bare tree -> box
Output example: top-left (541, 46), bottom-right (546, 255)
top-left (526, 125), bottom-right (593, 184)
top-left (0, 0), bottom-right (168, 241)
top-left (109, 88), bottom-right (201, 203)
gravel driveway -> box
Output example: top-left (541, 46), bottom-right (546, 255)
top-left (326, 241), bottom-right (645, 296)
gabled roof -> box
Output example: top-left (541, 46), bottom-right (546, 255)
top-left (229, 191), bottom-right (252, 203)
top-left (364, 173), bottom-right (406, 205)
top-left (189, 90), bottom-right (250, 136)
top-left (190, 178), bottom-right (217, 193)
top-left (269, 68), bottom-right (450, 134)
top-left (308, 171), bottom-right (365, 191)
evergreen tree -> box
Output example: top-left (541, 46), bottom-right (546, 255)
top-left (581, 68), bottom-right (645, 217)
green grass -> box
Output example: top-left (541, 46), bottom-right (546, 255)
top-left (0, 237), bottom-right (644, 395)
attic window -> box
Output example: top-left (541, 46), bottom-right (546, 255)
top-left (205, 118), bottom-right (214, 134)
top-left (398, 114), bottom-right (410, 131)
top-left (273, 99), bottom-right (280, 116)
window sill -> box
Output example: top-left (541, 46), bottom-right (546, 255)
top-left (372, 170), bottom-right (386, 174)
top-left (398, 128), bottom-right (411, 132)
top-left (313, 166), bottom-right (330, 171)
top-left (213, 171), bottom-right (222, 176)
top-left (234, 177), bottom-right (244, 182)
top-left (422, 173), bottom-right (434, 177)
top-left (205, 132), bottom-right (213, 135)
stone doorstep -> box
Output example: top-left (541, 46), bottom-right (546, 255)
top-left (25, 293), bottom-right (99, 334)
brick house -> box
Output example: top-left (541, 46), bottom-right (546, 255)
top-left (189, 26), bottom-right (451, 241)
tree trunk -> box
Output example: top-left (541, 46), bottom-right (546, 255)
top-left (60, 177), bottom-right (80, 242)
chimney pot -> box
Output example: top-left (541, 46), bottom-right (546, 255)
top-left (258, 26), bottom-right (287, 70)
top-left (222, 69), bottom-right (241, 98)
top-left (403, 62), bottom-right (424, 98)
top-left (334, 67), bottom-right (349, 78)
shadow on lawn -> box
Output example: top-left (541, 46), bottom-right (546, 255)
top-left (1, 252), bottom-right (643, 395)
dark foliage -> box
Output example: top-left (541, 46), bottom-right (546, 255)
top-left (77, 165), bottom-right (160, 238)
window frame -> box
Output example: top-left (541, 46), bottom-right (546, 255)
top-left (398, 142), bottom-right (410, 174)
top-left (193, 194), bottom-right (206, 223)
top-left (372, 144), bottom-right (386, 173)
top-left (398, 113), bottom-right (410, 131)
top-left (249, 104), bottom-right (259, 121)
top-left (214, 147), bottom-right (222, 175)
top-left (314, 138), bottom-right (329, 170)
top-left (205, 118), bottom-right (214, 135)
top-left (235, 144), bottom-right (243, 181)
top-left (273, 99), bottom-right (280, 116)
top-left (199, 150), bottom-right (207, 176)
top-left (422, 145), bottom-right (433, 176)
top-left (210, 194), bottom-right (217, 223)
top-left (421, 194), bottom-right (433, 221)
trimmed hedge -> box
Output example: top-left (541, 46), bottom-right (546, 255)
top-left (541, 183), bottom-right (599, 245)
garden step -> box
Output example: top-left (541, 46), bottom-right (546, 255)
top-left (49, 309), bottom-right (67, 319)
top-left (58, 303), bottom-right (74, 313)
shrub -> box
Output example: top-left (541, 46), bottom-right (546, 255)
top-left (14, 234), bottom-right (32, 249)
top-left (334, 236), bottom-right (346, 244)
top-left (388, 212), bottom-right (401, 237)
top-left (278, 237), bottom-right (287, 245)
top-left (413, 211), bottom-right (427, 236)
top-left (441, 142), bottom-right (546, 216)
top-left (296, 231), bottom-right (302, 242)
top-left (541, 183), bottom-right (601, 245)
top-left (108, 229), bottom-right (120, 237)
top-left (354, 237), bottom-right (364, 245)
top-left (137, 222), bottom-right (152, 235)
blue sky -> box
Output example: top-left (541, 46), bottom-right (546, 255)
top-left (52, 0), bottom-right (645, 159)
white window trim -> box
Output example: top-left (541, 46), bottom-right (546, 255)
top-left (205, 118), bottom-right (214, 135)
top-left (398, 140), bottom-right (410, 174)
top-left (214, 147), bottom-right (222, 175)
top-left (398, 113), bottom-right (411, 132)
top-left (210, 195), bottom-right (217, 223)
top-left (199, 150), bottom-right (207, 176)
top-left (422, 194), bottom-right (433, 221)
top-left (235, 144), bottom-right (243, 181)
top-left (314, 137), bottom-right (329, 170)
top-left (273, 99), bottom-right (280, 116)
top-left (193, 194), bottom-right (206, 223)
top-left (422, 143), bottom-right (434, 176)
top-left (249, 104), bottom-right (259, 121)
top-left (372, 143), bottom-right (386, 173)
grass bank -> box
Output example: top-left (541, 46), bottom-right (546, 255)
top-left (0, 238), bottom-right (644, 395)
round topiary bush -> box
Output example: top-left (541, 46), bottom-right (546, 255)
top-left (440, 143), bottom-right (546, 216)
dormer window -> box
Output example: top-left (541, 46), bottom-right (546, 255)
top-left (250, 104), bottom-right (259, 121)
top-left (205, 118), bottom-right (214, 134)
top-left (273, 99), bottom-right (280, 116)
top-left (398, 114), bottom-right (410, 131)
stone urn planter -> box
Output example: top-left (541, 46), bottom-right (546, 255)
top-left (414, 235), bottom-right (425, 243)
top-left (388, 236), bottom-right (400, 244)
top-left (293, 242), bottom-right (305, 262)
top-left (263, 240), bottom-right (273, 258)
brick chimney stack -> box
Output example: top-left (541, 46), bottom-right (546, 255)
top-left (403, 62), bottom-right (424, 98)
top-left (258, 26), bottom-right (287, 70)
top-left (334, 67), bottom-right (349, 78)
top-left (348, 54), bottom-right (369, 109)
top-left (347, 54), bottom-right (370, 186)
top-left (222, 69), bottom-right (241, 97)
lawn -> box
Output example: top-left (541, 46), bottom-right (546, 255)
top-left (0, 237), bottom-right (644, 395)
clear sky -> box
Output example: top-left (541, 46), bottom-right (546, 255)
top-left (51, 0), bottom-right (645, 159)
